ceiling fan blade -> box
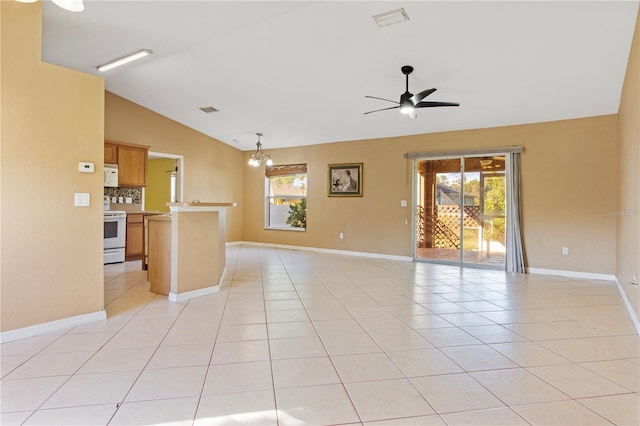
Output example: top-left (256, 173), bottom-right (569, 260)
top-left (415, 101), bottom-right (460, 108)
top-left (410, 88), bottom-right (437, 105)
top-left (365, 95), bottom-right (400, 104)
top-left (364, 105), bottom-right (400, 115)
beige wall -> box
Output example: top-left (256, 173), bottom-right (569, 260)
top-left (1, 2), bottom-right (105, 331)
top-left (243, 115), bottom-right (619, 274)
top-left (104, 92), bottom-right (244, 241)
top-left (617, 8), bottom-right (640, 320)
top-left (2, 1), bottom-right (636, 334)
top-left (146, 158), bottom-right (175, 213)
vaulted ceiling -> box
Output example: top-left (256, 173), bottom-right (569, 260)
top-left (41, 1), bottom-right (639, 151)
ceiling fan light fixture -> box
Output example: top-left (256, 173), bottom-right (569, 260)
top-left (400, 103), bottom-right (415, 115)
top-left (97, 49), bottom-right (153, 72)
top-left (248, 133), bottom-right (273, 167)
top-left (364, 65), bottom-right (459, 117)
top-left (52, 0), bottom-right (84, 12)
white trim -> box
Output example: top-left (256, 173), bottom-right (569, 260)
top-left (167, 267), bottom-right (226, 303)
top-left (0, 310), bottom-right (107, 344)
top-left (168, 286), bottom-right (219, 302)
top-left (614, 277), bottom-right (640, 335)
top-left (233, 241), bottom-right (413, 262)
top-left (527, 267), bottom-right (616, 281)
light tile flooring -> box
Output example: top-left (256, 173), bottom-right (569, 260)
top-left (2, 244), bottom-right (639, 425)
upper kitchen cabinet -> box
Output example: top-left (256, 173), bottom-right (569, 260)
top-left (119, 144), bottom-right (148, 186)
top-left (105, 141), bottom-right (150, 187)
top-left (104, 142), bottom-right (118, 164)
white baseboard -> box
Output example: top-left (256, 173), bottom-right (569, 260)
top-left (168, 285), bottom-right (220, 302)
top-left (168, 267), bottom-right (225, 303)
top-left (527, 267), bottom-right (638, 336)
top-left (229, 241), bottom-right (413, 262)
top-left (0, 310), bottom-right (107, 344)
top-left (614, 277), bottom-right (640, 336)
top-left (527, 267), bottom-right (616, 281)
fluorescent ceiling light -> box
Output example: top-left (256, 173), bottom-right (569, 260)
top-left (52, 0), bottom-right (84, 12)
top-left (16, 0), bottom-right (84, 12)
top-left (97, 49), bottom-right (153, 72)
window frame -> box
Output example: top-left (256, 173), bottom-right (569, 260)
top-left (264, 164), bottom-right (307, 231)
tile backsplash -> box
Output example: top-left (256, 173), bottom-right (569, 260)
top-left (104, 187), bottom-right (142, 204)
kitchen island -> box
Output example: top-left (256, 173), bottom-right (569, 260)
top-left (147, 202), bottom-right (236, 302)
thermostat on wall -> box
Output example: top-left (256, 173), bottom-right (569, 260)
top-left (78, 162), bottom-right (95, 173)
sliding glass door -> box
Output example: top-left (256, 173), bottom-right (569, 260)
top-left (461, 156), bottom-right (506, 266)
top-left (415, 154), bottom-right (507, 268)
top-left (416, 158), bottom-right (463, 263)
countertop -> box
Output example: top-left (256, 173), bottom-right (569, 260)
top-left (167, 202), bottom-right (237, 207)
top-left (147, 214), bottom-right (171, 221)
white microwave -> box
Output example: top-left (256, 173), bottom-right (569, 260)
top-left (104, 164), bottom-right (118, 187)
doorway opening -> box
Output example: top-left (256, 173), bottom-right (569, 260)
top-left (415, 155), bottom-right (506, 268)
top-left (143, 152), bottom-right (184, 212)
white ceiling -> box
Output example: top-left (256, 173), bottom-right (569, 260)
top-left (41, 1), bottom-right (638, 151)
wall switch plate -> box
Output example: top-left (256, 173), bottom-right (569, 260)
top-left (74, 193), bottom-right (90, 206)
top-left (78, 162), bottom-right (94, 173)
top-left (339, 233), bottom-right (344, 239)
top-left (400, 200), bottom-right (408, 207)
top-left (562, 246), bottom-right (569, 255)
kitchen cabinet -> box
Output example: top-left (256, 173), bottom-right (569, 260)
top-left (118, 144), bottom-right (148, 187)
top-left (125, 213), bottom-right (144, 261)
top-left (104, 140), bottom-right (149, 187)
top-left (104, 142), bottom-right (118, 164)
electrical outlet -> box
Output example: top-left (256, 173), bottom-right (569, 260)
top-left (339, 233), bottom-right (344, 239)
top-left (562, 247), bottom-right (569, 255)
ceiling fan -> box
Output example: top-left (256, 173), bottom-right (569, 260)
top-left (364, 65), bottom-right (459, 118)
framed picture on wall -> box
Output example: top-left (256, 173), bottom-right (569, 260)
top-left (328, 163), bottom-right (363, 197)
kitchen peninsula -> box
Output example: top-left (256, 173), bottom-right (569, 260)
top-left (147, 202), bottom-right (236, 302)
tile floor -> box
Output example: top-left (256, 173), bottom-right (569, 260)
top-left (1, 244), bottom-right (639, 425)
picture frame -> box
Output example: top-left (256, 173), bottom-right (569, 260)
top-left (328, 163), bottom-right (363, 197)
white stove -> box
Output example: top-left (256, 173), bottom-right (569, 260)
top-left (104, 210), bottom-right (127, 264)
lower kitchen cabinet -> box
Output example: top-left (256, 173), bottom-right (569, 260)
top-left (125, 213), bottom-right (144, 261)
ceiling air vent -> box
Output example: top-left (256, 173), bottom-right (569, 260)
top-left (373, 8), bottom-right (409, 27)
top-left (199, 106), bottom-right (219, 113)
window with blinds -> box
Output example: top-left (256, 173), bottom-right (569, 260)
top-left (265, 164), bottom-right (307, 230)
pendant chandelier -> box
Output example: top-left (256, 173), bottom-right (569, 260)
top-left (248, 133), bottom-right (273, 167)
